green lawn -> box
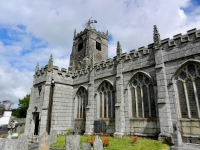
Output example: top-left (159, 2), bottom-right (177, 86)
top-left (50, 135), bottom-right (172, 150)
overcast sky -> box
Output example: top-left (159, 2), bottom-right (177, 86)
top-left (0, 0), bottom-right (200, 108)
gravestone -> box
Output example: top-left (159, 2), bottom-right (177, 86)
top-left (94, 121), bottom-right (106, 133)
top-left (48, 130), bottom-right (57, 145)
top-left (94, 121), bottom-right (101, 133)
top-left (38, 131), bottom-right (49, 150)
top-left (93, 135), bottom-right (103, 150)
top-left (82, 142), bottom-right (91, 150)
top-left (66, 135), bottom-right (80, 150)
top-left (101, 121), bottom-right (106, 133)
top-left (75, 124), bottom-right (85, 134)
top-left (172, 122), bottom-right (182, 147)
top-left (173, 131), bottom-right (183, 147)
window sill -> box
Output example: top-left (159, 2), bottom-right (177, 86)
top-left (97, 118), bottom-right (115, 121)
top-left (179, 118), bottom-right (200, 121)
top-left (130, 118), bottom-right (157, 121)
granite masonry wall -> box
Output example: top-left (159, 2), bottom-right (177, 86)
top-left (24, 27), bottom-right (200, 143)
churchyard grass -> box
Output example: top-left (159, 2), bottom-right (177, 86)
top-left (50, 135), bottom-right (171, 150)
top-left (0, 134), bottom-right (8, 138)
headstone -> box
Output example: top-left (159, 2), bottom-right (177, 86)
top-left (94, 121), bottom-right (107, 133)
top-left (94, 121), bottom-right (101, 133)
top-left (173, 131), bottom-right (183, 147)
top-left (38, 131), bottom-right (49, 150)
top-left (66, 135), bottom-right (80, 150)
top-left (101, 121), bottom-right (106, 133)
top-left (75, 124), bottom-right (81, 134)
top-left (82, 142), bottom-right (91, 150)
top-left (93, 136), bottom-right (103, 150)
top-left (48, 130), bottom-right (57, 145)
top-left (172, 122), bottom-right (183, 147)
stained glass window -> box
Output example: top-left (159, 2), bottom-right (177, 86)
top-left (76, 87), bottom-right (88, 118)
top-left (130, 73), bottom-right (156, 118)
top-left (176, 63), bottom-right (200, 119)
top-left (98, 81), bottom-right (115, 118)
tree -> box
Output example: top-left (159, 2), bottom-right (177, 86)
top-left (13, 94), bottom-right (30, 118)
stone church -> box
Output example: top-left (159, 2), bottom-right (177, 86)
top-left (24, 21), bottom-right (200, 143)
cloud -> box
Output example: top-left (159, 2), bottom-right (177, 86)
top-left (178, 8), bottom-right (187, 20)
top-left (0, 0), bottom-right (200, 108)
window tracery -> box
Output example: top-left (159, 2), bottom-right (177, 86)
top-left (76, 87), bottom-right (88, 118)
top-left (175, 63), bottom-right (200, 118)
top-left (130, 73), bottom-right (156, 118)
top-left (98, 81), bottom-right (115, 118)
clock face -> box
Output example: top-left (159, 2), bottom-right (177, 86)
top-left (96, 53), bottom-right (102, 61)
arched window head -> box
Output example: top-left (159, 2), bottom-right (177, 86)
top-left (129, 73), bottom-right (156, 118)
top-left (98, 80), bottom-right (115, 119)
top-left (76, 87), bottom-right (88, 119)
top-left (175, 63), bottom-right (200, 119)
top-left (78, 38), bottom-right (83, 51)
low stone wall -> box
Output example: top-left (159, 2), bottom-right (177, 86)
top-left (13, 123), bottom-right (25, 134)
top-left (0, 122), bottom-right (25, 136)
top-left (182, 136), bottom-right (200, 144)
top-left (130, 118), bottom-right (158, 137)
top-left (180, 119), bottom-right (200, 136)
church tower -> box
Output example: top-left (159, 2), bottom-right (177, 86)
top-left (68, 20), bottom-right (108, 71)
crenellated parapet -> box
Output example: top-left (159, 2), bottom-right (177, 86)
top-left (33, 64), bottom-right (73, 86)
top-left (74, 28), bottom-right (108, 40)
top-left (35, 27), bottom-right (200, 84)
top-left (161, 28), bottom-right (200, 49)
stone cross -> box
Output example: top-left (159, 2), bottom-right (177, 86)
top-left (66, 135), bottom-right (80, 150)
top-left (93, 135), bottom-right (103, 150)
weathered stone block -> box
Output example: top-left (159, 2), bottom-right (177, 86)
top-left (181, 127), bottom-right (190, 134)
top-left (82, 142), bottom-right (91, 150)
top-left (66, 135), bottom-right (80, 150)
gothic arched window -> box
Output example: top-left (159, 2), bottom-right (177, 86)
top-left (175, 63), bottom-right (200, 118)
top-left (76, 87), bottom-right (88, 118)
top-left (98, 81), bottom-right (115, 118)
top-left (130, 73), bottom-right (156, 118)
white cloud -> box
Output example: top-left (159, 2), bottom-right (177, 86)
top-left (178, 8), bottom-right (187, 20)
top-left (0, 0), bottom-right (200, 108)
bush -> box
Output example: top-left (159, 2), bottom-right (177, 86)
top-left (66, 128), bottom-right (72, 135)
